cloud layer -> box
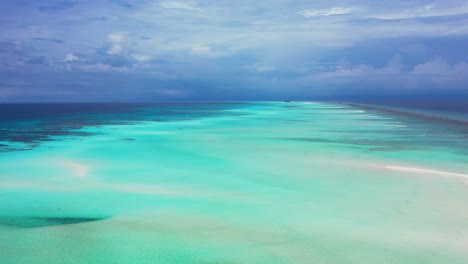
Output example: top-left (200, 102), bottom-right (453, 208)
top-left (298, 7), bottom-right (354, 17)
top-left (0, 0), bottom-right (468, 101)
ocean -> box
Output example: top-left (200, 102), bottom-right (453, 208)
top-left (0, 101), bottom-right (467, 264)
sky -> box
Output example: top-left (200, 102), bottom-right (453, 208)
top-left (1, 0), bottom-right (468, 101)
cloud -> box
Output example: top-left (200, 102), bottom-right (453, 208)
top-left (191, 45), bottom-right (219, 57)
top-left (413, 57), bottom-right (468, 76)
top-left (78, 63), bottom-right (130, 72)
top-left (63, 53), bottom-right (136, 72)
top-left (132, 54), bottom-right (152, 62)
top-left (371, 3), bottom-right (468, 20)
top-left (311, 56), bottom-right (468, 88)
top-left (315, 65), bottom-right (392, 78)
top-left (2, 0), bottom-right (468, 101)
top-left (413, 57), bottom-right (451, 75)
top-left (244, 64), bottom-right (276, 72)
top-left (107, 32), bottom-right (126, 55)
top-left (298, 7), bottom-right (354, 17)
top-left (64, 53), bottom-right (79, 62)
top-left (255, 66), bottom-right (276, 72)
top-left (159, 1), bottom-right (202, 11)
top-left (315, 56), bottom-right (403, 78)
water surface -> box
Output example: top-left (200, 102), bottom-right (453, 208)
top-left (1, 102), bottom-right (467, 264)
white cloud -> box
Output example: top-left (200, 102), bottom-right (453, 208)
top-left (64, 53), bottom-right (79, 62)
top-left (298, 7), bottom-right (354, 18)
top-left (413, 57), bottom-right (468, 77)
top-left (312, 57), bottom-right (468, 80)
top-left (256, 66), bottom-right (276, 72)
top-left (108, 32), bottom-right (125, 43)
top-left (159, 1), bottom-right (202, 11)
top-left (424, 4), bottom-right (435, 11)
top-left (78, 63), bottom-right (130, 72)
top-left (371, 3), bottom-right (468, 20)
top-left (107, 32), bottom-right (126, 55)
top-left (316, 57), bottom-right (402, 78)
top-left (81, 63), bottom-right (111, 71)
top-left (132, 54), bottom-right (151, 62)
top-left (191, 45), bottom-right (219, 57)
top-left (244, 64), bottom-right (276, 72)
top-left (316, 65), bottom-right (386, 78)
top-left (413, 57), bottom-right (451, 75)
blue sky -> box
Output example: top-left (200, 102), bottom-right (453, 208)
top-left (1, 0), bottom-right (468, 101)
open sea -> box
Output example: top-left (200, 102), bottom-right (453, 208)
top-left (0, 101), bottom-right (467, 264)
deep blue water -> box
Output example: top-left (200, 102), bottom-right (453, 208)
top-left (1, 101), bottom-right (467, 153)
top-left (0, 102), bottom-right (245, 151)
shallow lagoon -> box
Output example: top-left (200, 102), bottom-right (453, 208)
top-left (1, 102), bottom-right (468, 264)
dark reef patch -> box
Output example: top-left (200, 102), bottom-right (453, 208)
top-left (0, 102), bottom-right (247, 152)
top-left (0, 216), bottom-right (108, 228)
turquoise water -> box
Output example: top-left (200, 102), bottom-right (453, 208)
top-left (0, 102), bottom-right (468, 264)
